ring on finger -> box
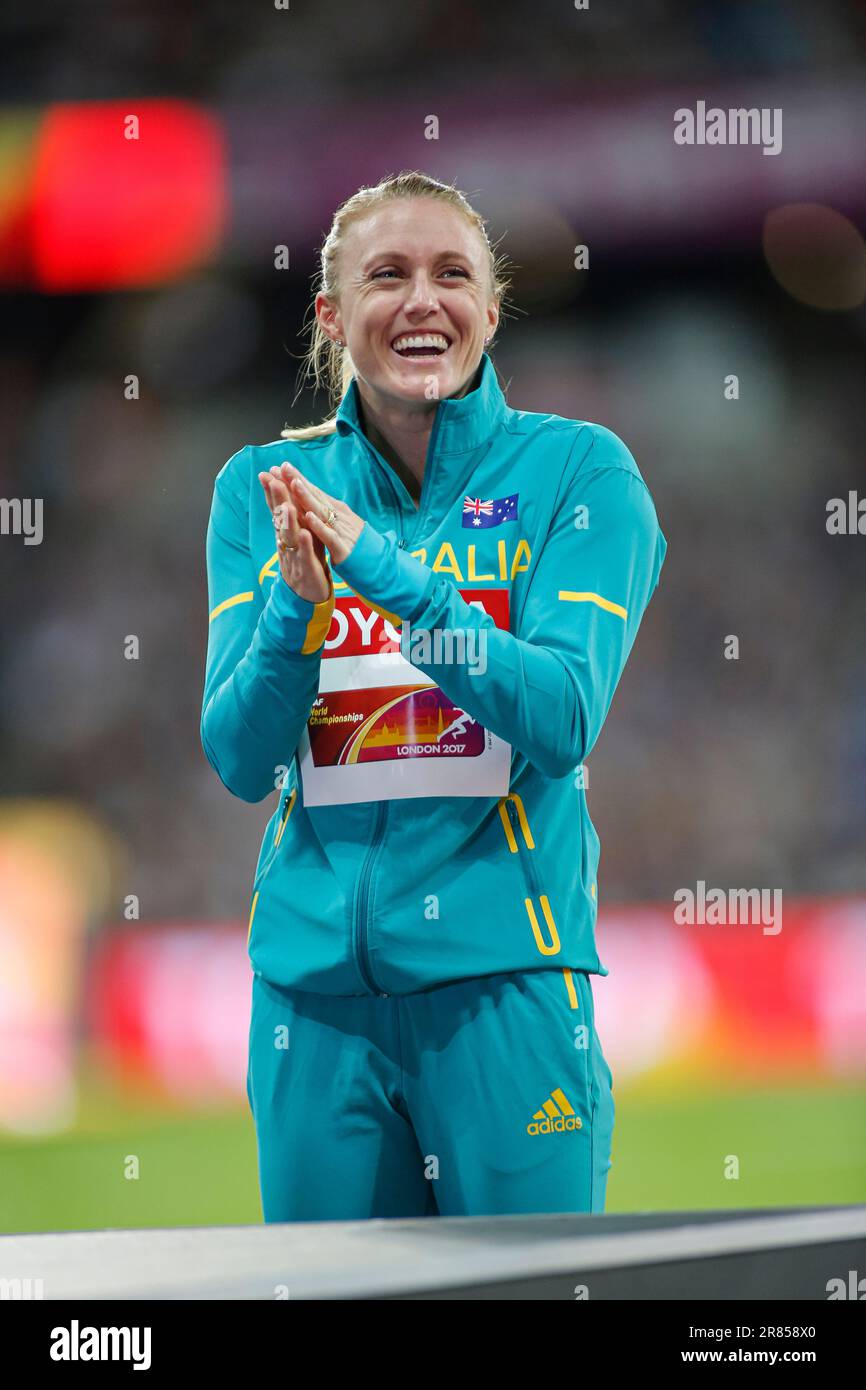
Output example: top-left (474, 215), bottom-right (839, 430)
top-left (277, 512), bottom-right (297, 554)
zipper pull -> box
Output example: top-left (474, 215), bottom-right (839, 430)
top-left (398, 538), bottom-right (406, 549)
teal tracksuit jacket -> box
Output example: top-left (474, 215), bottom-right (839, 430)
top-left (202, 353), bottom-right (666, 1220)
top-left (201, 353), bottom-right (667, 1001)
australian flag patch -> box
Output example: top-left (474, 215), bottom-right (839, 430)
top-left (462, 492), bottom-right (519, 528)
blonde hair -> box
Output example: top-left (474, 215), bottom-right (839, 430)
top-left (281, 171), bottom-right (512, 442)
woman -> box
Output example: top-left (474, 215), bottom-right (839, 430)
top-left (201, 171), bottom-right (667, 1221)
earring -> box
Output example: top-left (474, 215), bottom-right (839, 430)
top-left (335, 338), bottom-right (344, 347)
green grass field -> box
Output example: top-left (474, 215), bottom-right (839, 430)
top-left (1, 1076), bottom-right (863, 1232)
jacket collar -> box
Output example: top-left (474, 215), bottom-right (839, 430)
top-left (334, 352), bottom-right (506, 455)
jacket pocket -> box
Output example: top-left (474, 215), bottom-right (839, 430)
top-left (248, 788), bottom-right (297, 946)
top-left (498, 792), bottom-right (562, 958)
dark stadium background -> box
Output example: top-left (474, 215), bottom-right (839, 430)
top-left (0, 0), bottom-right (864, 1231)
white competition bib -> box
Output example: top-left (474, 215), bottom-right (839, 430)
top-left (298, 586), bottom-right (512, 805)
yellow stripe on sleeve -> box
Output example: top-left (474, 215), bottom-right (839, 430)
top-left (558, 590), bottom-right (628, 620)
top-left (259, 551), bottom-right (279, 586)
top-left (209, 591), bottom-right (255, 622)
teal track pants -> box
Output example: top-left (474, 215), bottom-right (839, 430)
top-left (246, 966), bottom-right (615, 1221)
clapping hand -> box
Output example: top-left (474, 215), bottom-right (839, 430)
top-left (257, 465), bottom-right (331, 604)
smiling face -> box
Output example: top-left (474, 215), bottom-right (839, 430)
top-left (316, 197), bottom-right (499, 408)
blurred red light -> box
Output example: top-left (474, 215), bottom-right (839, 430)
top-left (31, 99), bottom-right (227, 291)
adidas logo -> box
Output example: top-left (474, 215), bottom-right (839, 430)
top-left (527, 1088), bottom-right (583, 1135)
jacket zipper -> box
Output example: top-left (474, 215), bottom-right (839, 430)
top-left (353, 399), bottom-right (444, 548)
top-left (349, 434), bottom-right (400, 996)
top-left (404, 402), bottom-right (444, 548)
top-left (348, 408), bottom-right (447, 996)
top-left (357, 434), bottom-right (417, 537)
top-left (353, 800), bottom-right (389, 995)
top-left (506, 797), bottom-right (542, 901)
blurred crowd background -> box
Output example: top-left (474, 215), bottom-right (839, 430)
top-left (0, 0), bottom-right (864, 1227)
